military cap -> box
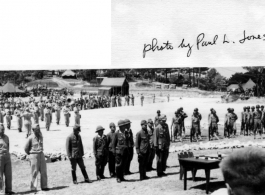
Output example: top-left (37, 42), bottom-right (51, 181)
top-left (246, 106), bottom-right (250, 109)
top-left (243, 106), bottom-right (246, 109)
top-left (157, 110), bottom-right (161, 113)
top-left (194, 108), bottom-right (198, 111)
top-left (227, 108), bottom-right (230, 111)
top-left (109, 122), bottom-right (115, 127)
top-left (261, 105), bottom-right (264, 108)
top-left (32, 124), bottom-right (40, 130)
top-left (180, 107), bottom-right (183, 110)
top-left (118, 120), bottom-right (127, 127)
top-left (147, 119), bottom-right (153, 124)
top-left (256, 105), bottom-right (260, 108)
top-left (210, 108), bottom-right (213, 111)
top-left (73, 125), bottom-right (81, 132)
top-left (141, 120), bottom-right (147, 125)
top-left (124, 119), bottom-right (132, 125)
top-left (95, 125), bottom-right (105, 133)
top-left (231, 108), bottom-right (234, 111)
top-left (251, 106), bottom-right (255, 109)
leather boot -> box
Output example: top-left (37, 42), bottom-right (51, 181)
top-left (96, 167), bottom-right (101, 180)
top-left (71, 171), bottom-right (78, 184)
top-left (101, 166), bottom-right (105, 179)
top-left (81, 169), bottom-right (91, 183)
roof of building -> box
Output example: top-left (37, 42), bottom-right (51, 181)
top-left (100, 77), bottom-right (127, 87)
top-left (62, 70), bottom-right (76, 77)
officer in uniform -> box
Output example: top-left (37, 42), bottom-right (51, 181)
top-left (227, 108), bottom-right (238, 138)
top-left (55, 103), bottom-right (61, 125)
top-left (146, 119), bottom-right (155, 171)
top-left (171, 111), bottom-right (183, 142)
top-left (124, 119), bottom-right (134, 175)
top-left (240, 107), bottom-right (247, 135)
top-left (208, 108), bottom-right (219, 140)
top-left (63, 104), bottom-right (71, 127)
top-left (154, 110), bottom-right (161, 127)
top-left (179, 107), bottom-right (188, 137)
top-left (14, 105), bottom-right (23, 132)
top-left (135, 120), bottom-right (150, 180)
top-left (24, 124), bottom-right (49, 192)
top-left (153, 115), bottom-right (170, 177)
top-left (66, 125), bottom-right (92, 184)
top-left (0, 124), bottom-right (15, 195)
top-left (112, 120), bottom-right (129, 183)
top-left (253, 105), bottom-right (262, 139)
top-left (93, 126), bottom-right (108, 180)
top-left (107, 122), bottom-right (116, 177)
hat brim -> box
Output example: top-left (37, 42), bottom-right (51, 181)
top-left (95, 129), bottom-right (105, 133)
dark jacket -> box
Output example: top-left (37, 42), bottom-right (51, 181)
top-left (66, 133), bottom-right (84, 158)
top-left (135, 129), bottom-right (150, 154)
top-left (112, 130), bottom-right (128, 155)
top-left (125, 129), bottom-right (134, 148)
top-left (107, 131), bottom-right (116, 151)
top-left (93, 134), bottom-right (108, 156)
top-left (153, 123), bottom-right (170, 150)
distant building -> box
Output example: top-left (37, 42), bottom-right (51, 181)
top-left (100, 77), bottom-right (129, 96)
top-left (227, 78), bottom-right (256, 91)
top-left (61, 70), bottom-right (77, 79)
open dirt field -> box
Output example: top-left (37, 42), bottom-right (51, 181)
top-left (4, 91), bottom-right (265, 195)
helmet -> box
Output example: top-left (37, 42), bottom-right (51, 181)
top-left (194, 108), bottom-right (198, 111)
top-left (95, 125), bottom-right (105, 133)
top-left (256, 105), bottom-right (260, 108)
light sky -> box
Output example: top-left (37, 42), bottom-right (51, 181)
top-left (112, 0), bottom-right (265, 69)
top-left (215, 67), bottom-right (247, 78)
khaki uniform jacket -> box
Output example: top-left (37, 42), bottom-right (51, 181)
top-left (66, 133), bottom-right (84, 158)
top-left (135, 129), bottom-right (150, 154)
top-left (153, 123), bottom-right (170, 150)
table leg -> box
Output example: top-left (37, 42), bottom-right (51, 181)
top-left (205, 169), bottom-right (210, 194)
top-left (184, 167), bottom-right (187, 190)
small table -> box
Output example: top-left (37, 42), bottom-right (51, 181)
top-left (179, 158), bottom-right (221, 194)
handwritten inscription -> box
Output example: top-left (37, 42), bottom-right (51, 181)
top-left (142, 30), bottom-right (265, 58)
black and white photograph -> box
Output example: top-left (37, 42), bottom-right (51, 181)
top-left (0, 0), bottom-right (265, 195)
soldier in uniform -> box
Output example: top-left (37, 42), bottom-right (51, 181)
top-left (22, 108), bottom-right (33, 138)
top-left (118, 95), bottom-right (122, 107)
top-left (244, 106), bottom-right (251, 136)
top-left (5, 111), bottom-right (12, 130)
top-left (227, 108), bottom-right (238, 138)
top-left (14, 105), bottom-right (23, 132)
top-left (179, 107), bottom-right (188, 138)
top-left (0, 124), bottom-right (15, 195)
top-left (24, 124), bottom-right (49, 192)
top-left (253, 105), bottom-right (263, 139)
top-left (131, 94), bottom-right (134, 106)
top-left (0, 107), bottom-right (5, 124)
top-left (191, 108), bottom-right (202, 142)
top-left (140, 94), bottom-right (144, 106)
top-left (249, 106), bottom-right (255, 135)
top-left (44, 105), bottom-right (52, 131)
top-left (153, 115), bottom-right (170, 177)
top-left (74, 110), bottom-right (81, 126)
top-left (107, 122), bottom-right (116, 177)
top-left (38, 101), bottom-right (44, 121)
top-left (66, 125), bottom-right (92, 184)
top-left (32, 102), bottom-right (39, 124)
top-left (154, 110), bottom-right (161, 127)
top-left (55, 103), bottom-right (61, 125)
top-left (208, 108), bottom-right (219, 140)
top-left (224, 108), bottom-right (230, 138)
top-left (10, 103), bottom-right (14, 115)
top-left (93, 126), bottom-right (108, 180)
top-left (135, 120), bottom-right (150, 180)
top-left (171, 111), bottom-right (183, 142)
top-left (153, 94), bottom-right (155, 103)
top-left (112, 120), bottom-right (129, 183)
top-left (124, 119), bottom-right (134, 175)
top-left (146, 119), bottom-right (155, 171)
top-left (63, 104), bottom-right (71, 127)
top-left (240, 107), bottom-right (247, 135)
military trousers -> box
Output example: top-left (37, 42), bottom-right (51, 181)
top-left (138, 152), bottom-right (149, 179)
top-left (173, 124), bottom-right (182, 138)
top-left (108, 150), bottom-right (116, 175)
top-left (24, 121), bottom-right (32, 136)
top-left (29, 153), bottom-right (48, 191)
top-left (16, 117), bottom-right (23, 130)
top-left (95, 153), bottom-right (108, 177)
top-left (40, 110), bottom-right (44, 121)
top-left (125, 147), bottom-right (134, 173)
top-left (115, 149), bottom-right (128, 180)
top-left (5, 118), bottom-right (11, 129)
top-left (254, 119), bottom-right (262, 135)
top-left (64, 114), bottom-right (70, 126)
top-left (147, 147), bottom-right (155, 170)
top-left (70, 158), bottom-right (86, 171)
top-left (156, 149), bottom-right (167, 175)
top-left (0, 154), bottom-right (12, 194)
top-left (209, 123), bottom-right (218, 137)
top-left (56, 113), bottom-right (60, 124)
top-left (33, 114), bottom-right (39, 124)
top-left (241, 121), bottom-right (245, 134)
